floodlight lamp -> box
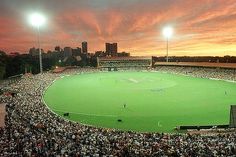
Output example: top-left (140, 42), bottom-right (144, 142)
top-left (162, 26), bottom-right (173, 39)
top-left (29, 13), bottom-right (46, 27)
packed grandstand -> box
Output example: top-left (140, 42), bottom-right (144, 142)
top-left (97, 57), bottom-right (152, 69)
top-left (1, 64), bottom-right (236, 156)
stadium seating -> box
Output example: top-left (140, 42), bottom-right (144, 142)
top-left (0, 67), bottom-right (236, 156)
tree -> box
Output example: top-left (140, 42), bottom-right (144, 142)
top-left (5, 55), bottom-right (25, 77)
top-left (0, 50), bottom-right (8, 79)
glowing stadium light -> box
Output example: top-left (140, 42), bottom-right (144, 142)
top-left (29, 13), bottom-right (46, 27)
top-left (28, 13), bottom-right (46, 74)
top-left (162, 26), bottom-right (173, 62)
top-left (162, 26), bottom-right (173, 39)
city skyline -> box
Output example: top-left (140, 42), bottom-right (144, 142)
top-left (0, 0), bottom-right (236, 56)
top-left (28, 42), bottom-right (121, 54)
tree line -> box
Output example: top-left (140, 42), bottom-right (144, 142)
top-left (1, 49), bottom-right (236, 80)
top-left (0, 50), bottom-right (97, 79)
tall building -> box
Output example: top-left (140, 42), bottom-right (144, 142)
top-left (63, 47), bottom-right (72, 57)
top-left (105, 43), bottom-right (118, 56)
top-left (72, 47), bottom-right (82, 56)
top-left (29, 47), bottom-right (37, 56)
top-left (111, 43), bottom-right (117, 56)
top-left (29, 47), bottom-right (44, 56)
top-left (105, 43), bottom-right (110, 55)
top-left (82, 41), bottom-right (88, 54)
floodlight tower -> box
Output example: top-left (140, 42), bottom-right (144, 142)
top-left (162, 26), bottom-right (173, 62)
top-left (29, 13), bottom-right (46, 74)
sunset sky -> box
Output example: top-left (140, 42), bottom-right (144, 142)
top-left (0, 0), bottom-right (236, 56)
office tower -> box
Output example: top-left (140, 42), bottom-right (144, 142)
top-left (82, 41), bottom-right (88, 54)
top-left (64, 47), bottom-right (72, 57)
top-left (105, 43), bottom-right (118, 56)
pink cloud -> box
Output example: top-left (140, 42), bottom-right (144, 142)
top-left (0, 0), bottom-right (236, 56)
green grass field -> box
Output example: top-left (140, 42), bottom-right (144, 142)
top-left (43, 71), bottom-right (236, 132)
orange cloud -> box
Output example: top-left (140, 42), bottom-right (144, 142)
top-left (0, 0), bottom-right (236, 56)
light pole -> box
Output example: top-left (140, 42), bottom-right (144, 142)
top-left (29, 13), bottom-right (46, 74)
top-left (162, 26), bottom-right (173, 62)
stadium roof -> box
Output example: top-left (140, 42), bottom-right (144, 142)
top-left (98, 56), bottom-right (152, 61)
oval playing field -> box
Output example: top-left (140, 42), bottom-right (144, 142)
top-left (43, 71), bottom-right (236, 132)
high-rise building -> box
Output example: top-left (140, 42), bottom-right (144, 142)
top-left (29, 47), bottom-right (44, 56)
top-left (72, 47), bottom-right (82, 56)
top-left (82, 41), bottom-right (88, 54)
top-left (105, 43), bottom-right (118, 56)
top-left (63, 47), bottom-right (72, 57)
top-left (106, 43), bottom-right (109, 55)
top-left (111, 43), bottom-right (117, 56)
top-left (29, 47), bottom-right (37, 56)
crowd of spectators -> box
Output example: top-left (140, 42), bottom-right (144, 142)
top-left (0, 67), bottom-right (236, 156)
top-left (155, 66), bottom-right (236, 81)
top-left (99, 59), bottom-right (151, 68)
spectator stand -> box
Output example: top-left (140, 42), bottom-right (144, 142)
top-left (0, 67), bottom-right (236, 156)
top-left (97, 56), bottom-right (152, 71)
